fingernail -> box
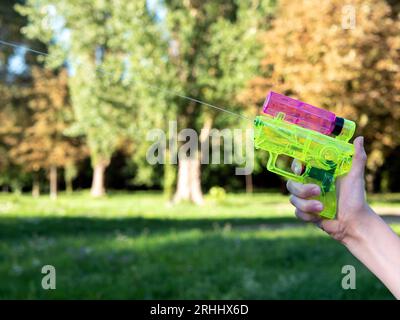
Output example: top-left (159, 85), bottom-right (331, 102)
top-left (294, 161), bottom-right (302, 175)
top-left (314, 203), bottom-right (323, 211)
top-left (359, 136), bottom-right (364, 146)
top-left (312, 187), bottom-right (320, 196)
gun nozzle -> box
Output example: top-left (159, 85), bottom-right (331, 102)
top-left (333, 118), bottom-right (356, 141)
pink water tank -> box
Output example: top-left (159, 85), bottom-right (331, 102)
top-left (263, 91), bottom-right (346, 137)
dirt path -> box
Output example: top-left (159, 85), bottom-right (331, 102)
top-left (374, 206), bottom-right (400, 215)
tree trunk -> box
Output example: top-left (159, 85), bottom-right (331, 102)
top-left (64, 163), bottom-right (77, 194)
top-left (245, 174), bottom-right (253, 194)
top-left (66, 178), bottom-right (73, 194)
top-left (173, 157), bottom-right (204, 205)
top-left (173, 117), bottom-right (212, 205)
top-left (32, 175), bottom-right (40, 198)
top-left (91, 160), bottom-right (108, 197)
top-left (366, 172), bottom-right (374, 193)
top-left (49, 166), bottom-right (57, 200)
top-left (163, 150), bottom-right (176, 202)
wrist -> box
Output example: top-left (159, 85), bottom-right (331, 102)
top-left (341, 205), bottom-right (377, 248)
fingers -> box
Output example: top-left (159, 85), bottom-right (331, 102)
top-left (286, 180), bottom-right (320, 198)
top-left (317, 219), bottom-right (343, 241)
top-left (296, 209), bottom-right (340, 237)
top-left (288, 159), bottom-right (320, 197)
top-left (287, 159), bottom-right (323, 217)
top-left (348, 136), bottom-right (367, 179)
top-left (295, 209), bottom-right (322, 223)
top-left (290, 195), bottom-right (323, 213)
top-left (288, 159), bottom-right (323, 225)
top-left (296, 209), bottom-right (338, 236)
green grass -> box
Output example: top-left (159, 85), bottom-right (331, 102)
top-left (0, 191), bottom-right (399, 299)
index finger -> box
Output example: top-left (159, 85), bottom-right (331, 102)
top-left (286, 180), bottom-right (320, 198)
top-left (291, 159), bottom-right (304, 175)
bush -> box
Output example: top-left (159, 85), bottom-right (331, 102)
top-left (208, 186), bottom-right (227, 204)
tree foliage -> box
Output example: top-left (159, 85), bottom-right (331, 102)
top-left (10, 67), bottom-right (85, 171)
top-left (16, 0), bottom-right (174, 195)
top-left (243, 0), bottom-right (400, 190)
top-left (159, 0), bottom-right (275, 202)
top-left (3, 0), bottom-right (400, 195)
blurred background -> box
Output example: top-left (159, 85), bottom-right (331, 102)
top-left (0, 0), bottom-right (400, 299)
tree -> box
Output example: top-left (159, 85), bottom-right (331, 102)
top-left (10, 67), bottom-right (85, 198)
top-left (17, 0), bottom-right (175, 197)
top-left (17, 0), bottom-right (276, 200)
top-left (160, 0), bottom-right (275, 203)
top-left (243, 0), bottom-right (400, 192)
top-left (0, 86), bottom-right (31, 193)
top-left (0, 0), bottom-right (46, 193)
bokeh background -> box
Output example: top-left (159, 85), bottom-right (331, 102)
top-left (1, 0), bottom-right (400, 299)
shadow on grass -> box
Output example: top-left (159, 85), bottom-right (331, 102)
top-left (381, 215), bottom-right (400, 223)
top-left (0, 215), bottom-right (394, 299)
top-left (0, 216), bottom-right (300, 240)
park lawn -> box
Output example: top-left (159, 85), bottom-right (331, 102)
top-left (0, 191), bottom-right (399, 299)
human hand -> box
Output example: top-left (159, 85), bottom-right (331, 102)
top-left (286, 136), bottom-right (374, 244)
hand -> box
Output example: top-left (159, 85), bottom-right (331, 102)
top-left (286, 136), bottom-right (374, 244)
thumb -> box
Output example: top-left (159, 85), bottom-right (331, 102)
top-left (348, 136), bottom-right (367, 179)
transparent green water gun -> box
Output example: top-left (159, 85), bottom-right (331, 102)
top-left (254, 92), bottom-right (356, 219)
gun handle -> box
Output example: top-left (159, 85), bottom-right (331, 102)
top-left (267, 152), bottom-right (337, 219)
top-left (313, 180), bottom-right (337, 219)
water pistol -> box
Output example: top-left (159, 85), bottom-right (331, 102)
top-left (254, 92), bottom-right (356, 219)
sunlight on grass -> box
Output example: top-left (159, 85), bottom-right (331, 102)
top-left (0, 191), bottom-right (294, 219)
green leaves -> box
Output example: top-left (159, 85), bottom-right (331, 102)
top-left (16, 0), bottom-right (276, 189)
top-left (18, 0), bottom-right (170, 169)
